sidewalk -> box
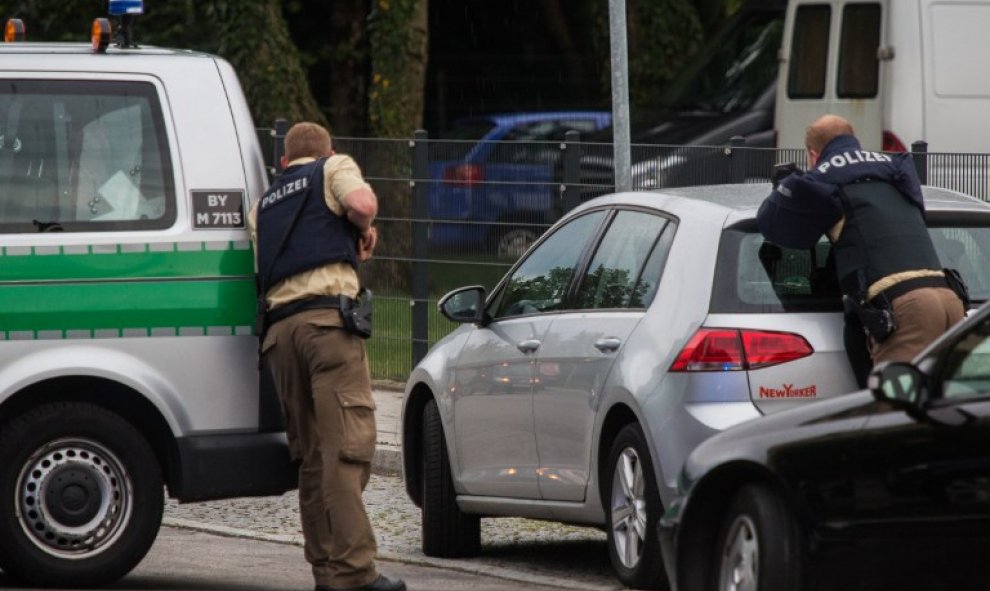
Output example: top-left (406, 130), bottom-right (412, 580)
top-left (372, 386), bottom-right (404, 476)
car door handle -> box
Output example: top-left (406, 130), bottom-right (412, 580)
top-left (594, 337), bottom-right (622, 352)
top-left (517, 339), bottom-right (541, 354)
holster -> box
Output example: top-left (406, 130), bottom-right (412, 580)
top-left (843, 294), bottom-right (896, 344)
top-left (340, 288), bottom-right (373, 339)
top-left (944, 268), bottom-right (971, 309)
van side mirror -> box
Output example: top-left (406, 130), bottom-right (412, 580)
top-left (438, 285), bottom-right (488, 325)
top-left (868, 361), bottom-right (922, 408)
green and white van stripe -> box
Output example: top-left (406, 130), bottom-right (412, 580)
top-left (0, 241), bottom-right (257, 340)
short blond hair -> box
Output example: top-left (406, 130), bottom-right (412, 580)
top-left (284, 122), bottom-right (333, 161)
top-left (805, 114), bottom-right (855, 153)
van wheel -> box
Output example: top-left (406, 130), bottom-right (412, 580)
top-left (605, 423), bottom-right (668, 590)
top-left (0, 402), bottom-right (163, 588)
top-left (421, 398), bottom-right (480, 557)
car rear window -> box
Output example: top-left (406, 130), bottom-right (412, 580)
top-left (712, 222), bottom-right (990, 313)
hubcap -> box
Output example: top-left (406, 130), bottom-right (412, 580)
top-left (718, 515), bottom-right (759, 591)
top-left (16, 438), bottom-right (133, 558)
top-left (610, 447), bottom-right (647, 568)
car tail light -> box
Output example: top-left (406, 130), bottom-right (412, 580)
top-left (444, 163), bottom-right (484, 186)
top-left (669, 328), bottom-right (813, 372)
top-left (882, 130), bottom-right (907, 153)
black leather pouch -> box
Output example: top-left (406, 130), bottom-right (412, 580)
top-left (340, 288), bottom-right (373, 339)
top-left (944, 268), bottom-right (971, 309)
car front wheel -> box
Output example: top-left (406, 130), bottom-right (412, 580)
top-left (421, 398), bottom-right (480, 557)
top-left (0, 402), bottom-right (164, 588)
top-left (714, 484), bottom-right (801, 591)
top-left (605, 423), bottom-right (667, 590)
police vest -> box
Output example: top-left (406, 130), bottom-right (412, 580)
top-left (832, 181), bottom-right (941, 296)
top-left (256, 159), bottom-right (358, 289)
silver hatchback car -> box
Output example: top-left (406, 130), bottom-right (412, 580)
top-left (401, 183), bottom-right (990, 589)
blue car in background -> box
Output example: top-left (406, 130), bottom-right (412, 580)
top-left (429, 111), bottom-right (611, 257)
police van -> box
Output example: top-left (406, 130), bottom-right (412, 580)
top-left (774, 0), bottom-right (990, 154)
top-left (0, 4), bottom-right (295, 587)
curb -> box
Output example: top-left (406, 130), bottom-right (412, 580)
top-left (162, 518), bottom-right (619, 591)
top-left (372, 442), bottom-right (402, 477)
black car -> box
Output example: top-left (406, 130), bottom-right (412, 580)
top-left (659, 301), bottom-right (990, 591)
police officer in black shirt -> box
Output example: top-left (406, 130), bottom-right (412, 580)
top-left (757, 114), bottom-right (966, 383)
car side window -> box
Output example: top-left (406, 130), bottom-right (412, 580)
top-left (940, 317), bottom-right (990, 400)
top-left (0, 79), bottom-right (175, 233)
top-left (491, 210), bottom-right (606, 319)
top-left (575, 210), bottom-right (674, 310)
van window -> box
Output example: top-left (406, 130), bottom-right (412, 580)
top-left (787, 5), bottom-right (831, 99)
top-left (837, 3), bottom-right (881, 98)
top-left (0, 80), bottom-right (175, 233)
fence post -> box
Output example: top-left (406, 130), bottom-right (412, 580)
top-left (911, 140), bottom-right (929, 185)
top-left (411, 130), bottom-right (430, 367)
top-left (561, 130), bottom-right (581, 217)
top-left (729, 135), bottom-right (746, 183)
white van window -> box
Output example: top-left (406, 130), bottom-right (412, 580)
top-left (787, 5), bottom-right (831, 99)
top-left (0, 80), bottom-right (175, 233)
top-left (837, 3), bottom-right (881, 98)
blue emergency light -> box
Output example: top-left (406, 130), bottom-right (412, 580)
top-left (109, 0), bottom-right (144, 16)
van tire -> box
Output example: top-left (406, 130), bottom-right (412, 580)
top-left (0, 402), bottom-right (164, 588)
top-left (605, 423), bottom-right (668, 590)
top-left (421, 398), bottom-right (481, 557)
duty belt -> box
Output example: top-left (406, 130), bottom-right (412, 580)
top-left (869, 275), bottom-right (949, 308)
top-left (265, 295), bottom-right (349, 327)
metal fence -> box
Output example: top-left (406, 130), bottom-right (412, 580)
top-left (256, 126), bottom-right (990, 382)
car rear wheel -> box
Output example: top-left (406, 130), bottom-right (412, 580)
top-left (421, 398), bottom-right (480, 557)
top-left (714, 484), bottom-right (801, 591)
top-left (0, 402), bottom-right (163, 588)
top-left (605, 423), bottom-right (668, 590)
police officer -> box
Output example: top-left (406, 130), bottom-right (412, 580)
top-left (248, 122), bottom-right (405, 591)
top-left (757, 114), bottom-right (966, 376)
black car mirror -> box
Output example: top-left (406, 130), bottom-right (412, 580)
top-left (868, 361), bottom-right (923, 408)
top-left (438, 285), bottom-right (488, 325)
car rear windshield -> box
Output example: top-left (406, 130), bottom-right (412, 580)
top-left (438, 118), bottom-right (497, 159)
top-left (712, 221), bottom-right (990, 313)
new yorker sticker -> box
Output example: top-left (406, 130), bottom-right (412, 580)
top-left (192, 190), bottom-right (245, 229)
top-left (758, 383), bottom-right (818, 398)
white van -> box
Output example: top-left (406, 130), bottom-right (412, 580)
top-left (775, 0), bottom-right (990, 153)
top-left (0, 8), bottom-right (294, 589)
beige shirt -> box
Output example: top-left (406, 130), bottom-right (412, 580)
top-left (248, 155), bottom-right (371, 309)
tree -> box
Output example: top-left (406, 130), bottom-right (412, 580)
top-left (368, 0), bottom-right (428, 137)
top-left (208, 0), bottom-right (325, 128)
top-left (586, 0), bottom-right (704, 118)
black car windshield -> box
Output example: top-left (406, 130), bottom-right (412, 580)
top-left (659, 11), bottom-right (783, 113)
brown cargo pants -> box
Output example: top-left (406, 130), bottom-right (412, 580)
top-left (262, 308), bottom-right (379, 589)
top-left (870, 286), bottom-right (965, 365)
